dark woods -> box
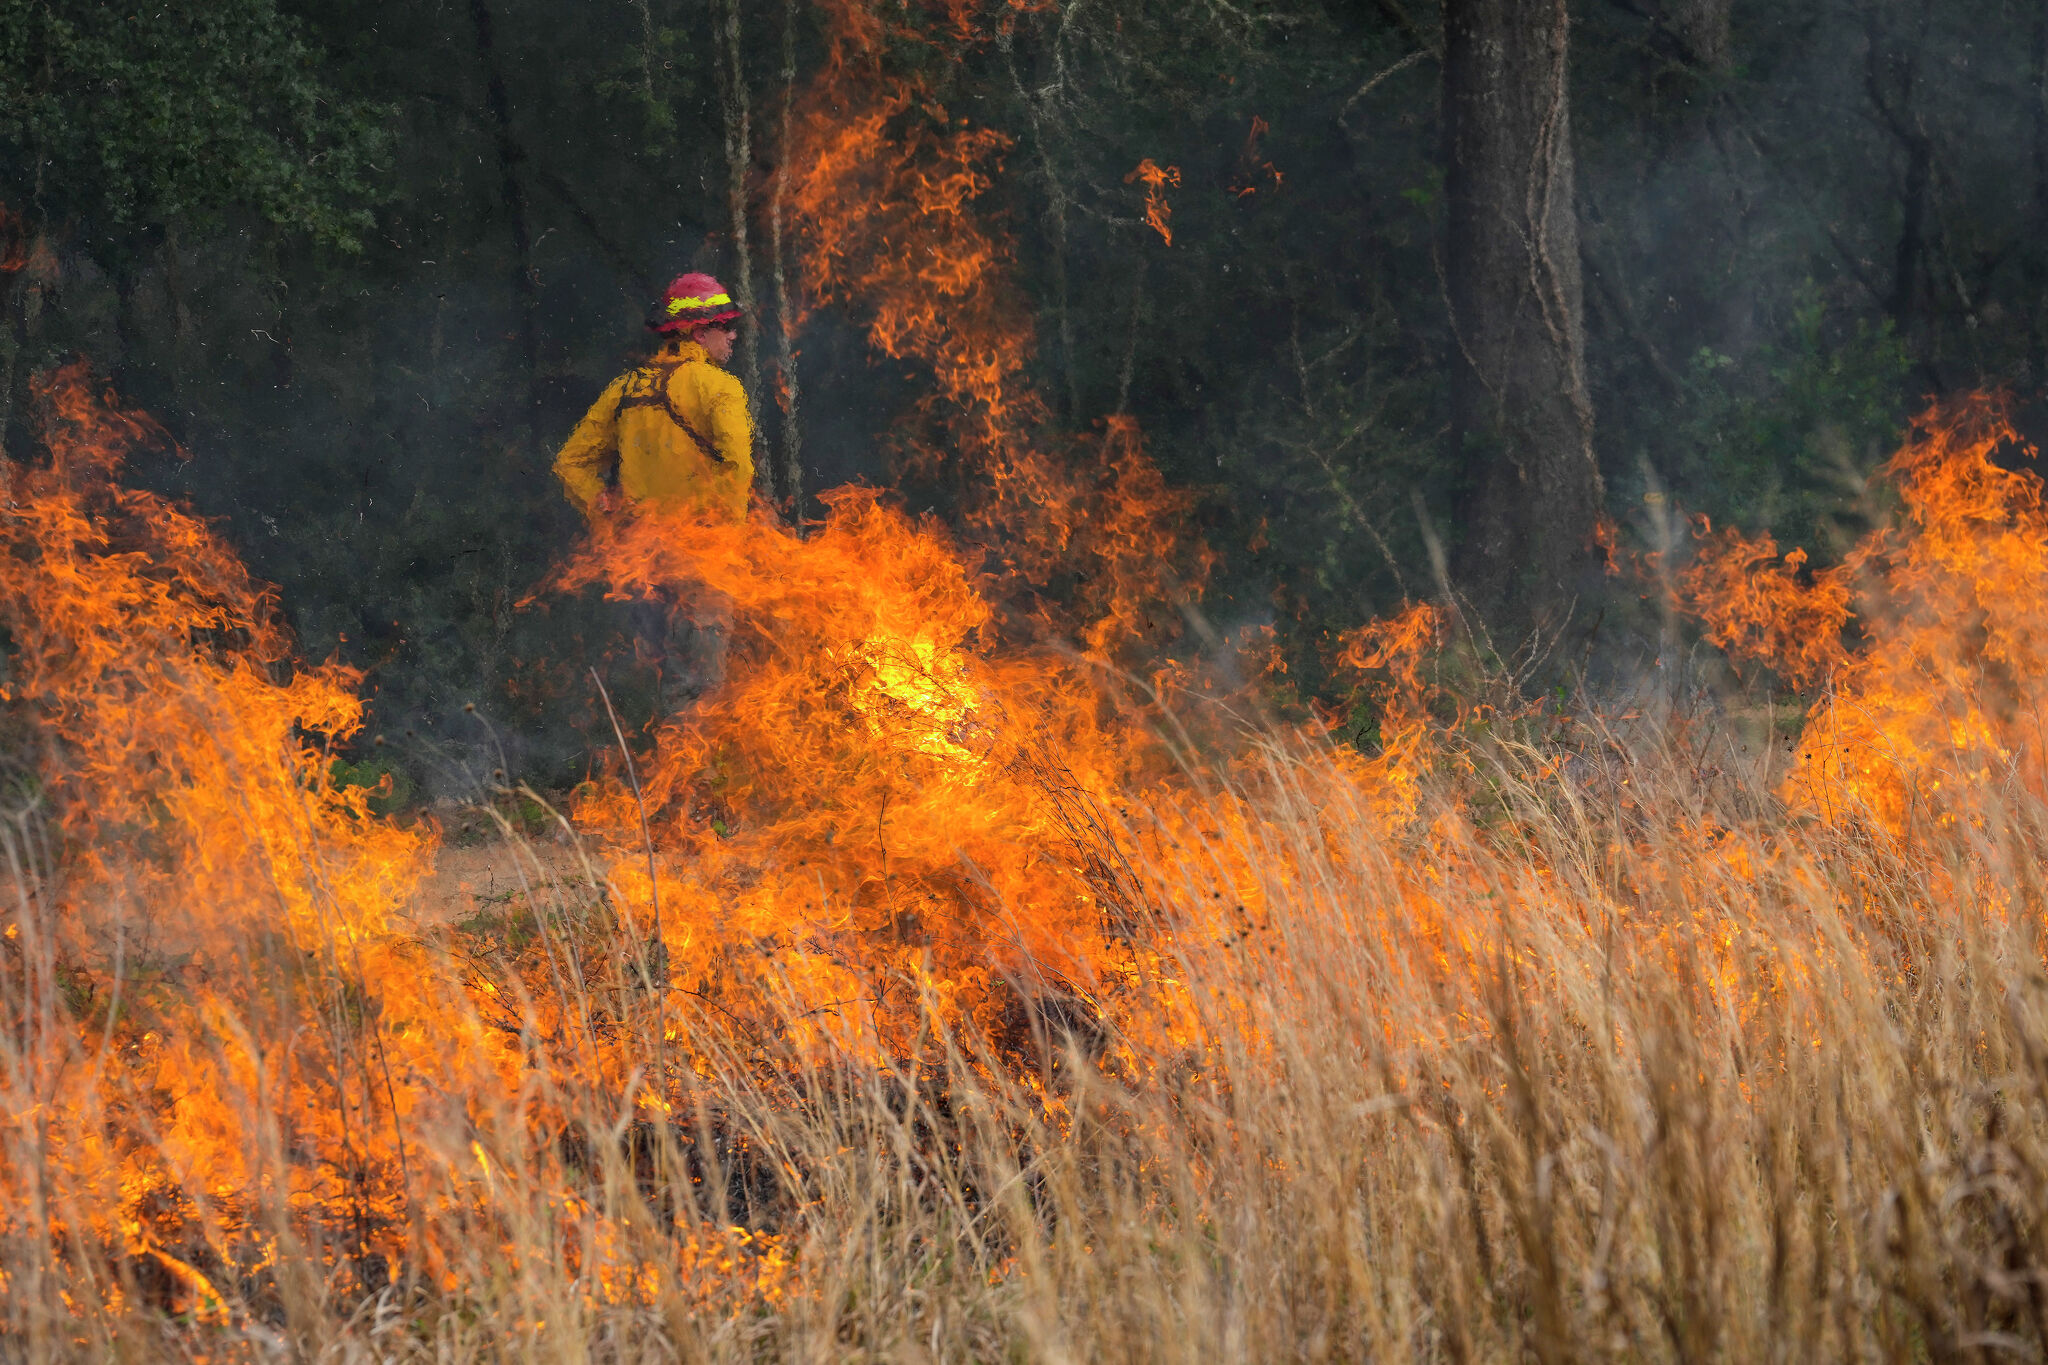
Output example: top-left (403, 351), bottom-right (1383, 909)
top-left (0, 0), bottom-right (2030, 787)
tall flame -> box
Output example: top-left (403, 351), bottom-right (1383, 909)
top-left (541, 0), bottom-right (1231, 1060)
top-left (786, 0), bottom-right (1209, 655)
top-left (1677, 395), bottom-right (2048, 833)
top-left (1127, 159), bottom-right (1180, 246)
top-left (0, 365), bottom-right (493, 1295)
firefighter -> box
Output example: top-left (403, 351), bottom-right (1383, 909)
top-left (553, 272), bottom-right (754, 709)
top-left (553, 271), bottom-right (755, 520)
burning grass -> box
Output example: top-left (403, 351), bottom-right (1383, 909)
top-left (10, 372), bottom-right (2048, 1359)
top-left (8, 657), bottom-right (2048, 1360)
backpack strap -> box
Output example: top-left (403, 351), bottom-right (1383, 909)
top-left (614, 359), bottom-right (731, 465)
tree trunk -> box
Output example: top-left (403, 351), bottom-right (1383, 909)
top-left (0, 262), bottom-right (21, 457)
top-left (1442, 0), bottom-right (1601, 634)
top-left (2031, 0), bottom-right (2048, 386)
top-left (468, 0), bottom-right (542, 455)
top-left (1863, 0), bottom-right (1939, 385)
top-left (715, 0), bottom-right (768, 502)
top-left (0, 230), bottom-right (51, 458)
top-left (112, 261), bottom-right (141, 389)
top-left (1889, 128), bottom-right (1931, 332)
top-left (163, 225), bottom-right (192, 405)
top-left (766, 0), bottom-right (805, 520)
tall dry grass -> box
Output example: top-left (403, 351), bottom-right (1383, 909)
top-left (6, 699), bottom-right (2048, 1364)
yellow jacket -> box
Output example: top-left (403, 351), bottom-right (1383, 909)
top-left (553, 337), bottom-right (754, 521)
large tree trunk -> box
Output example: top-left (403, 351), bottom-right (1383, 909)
top-left (2030, 0), bottom-right (2048, 386)
top-left (1442, 0), bottom-right (1602, 634)
top-left (469, 0), bottom-right (542, 455)
top-left (1862, 0), bottom-right (1939, 387)
top-left (715, 0), bottom-right (768, 503)
top-left (766, 0), bottom-right (805, 520)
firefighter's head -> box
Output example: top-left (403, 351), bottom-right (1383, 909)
top-left (691, 316), bottom-right (738, 364)
top-left (649, 272), bottom-right (742, 363)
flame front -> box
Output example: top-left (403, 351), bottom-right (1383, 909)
top-left (0, 364), bottom-right (522, 1301)
top-left (1677, 394), bottom-right (2048, 834)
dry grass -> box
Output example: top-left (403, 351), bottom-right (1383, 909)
top-left (7, 701), bottom-right (2048, 1364)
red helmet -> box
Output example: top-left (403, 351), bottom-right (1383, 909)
top-left (648, 272), bottom-right (742, 333)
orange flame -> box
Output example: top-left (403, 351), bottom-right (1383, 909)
top-left (0, 364), bottom-right (509, 1288)
top-left (1675, 515), bottom-right (1852, 690)
top-left (1677, 394), bottom-right (2048, 833)
top-left (1126, 158), bottom-right (1181, 246)
top-left (1228, 116), bottom-right (1283, 201)
top-left (550, 494), bottom-right (1173, 1059)
top-left (536, 0), bottom-right (1225, 1061)
top-left (1332, 603), bottom-right (1449, 823)
top-left (785, 3), bottom-right (1206, 651)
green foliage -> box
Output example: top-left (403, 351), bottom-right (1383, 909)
top-left (0, 0), bottom-right (390, 253)
top-left (1398, 167), bottom-right (1443, 213)
top-left (1664, 284), bottom-right (1912, 548)
top-left (330, 754), bottom-right (416, 816)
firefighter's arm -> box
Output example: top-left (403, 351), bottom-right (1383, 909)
top-left (701, 371), bottom-right (756, 517)
top-left (553, 377), bottom-right (627, 515)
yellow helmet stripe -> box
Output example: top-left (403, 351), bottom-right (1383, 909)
top-left (666, 293), bottom-right (734, 315)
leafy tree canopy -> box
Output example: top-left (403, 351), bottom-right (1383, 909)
top-left (0, 0), bottom-right (389, 255)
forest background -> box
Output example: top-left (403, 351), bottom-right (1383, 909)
top-left (0, 0), bottom-right (2010, 794)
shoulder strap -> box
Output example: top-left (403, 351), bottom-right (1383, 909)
top-left (614, 359), bottom-right (730, 465)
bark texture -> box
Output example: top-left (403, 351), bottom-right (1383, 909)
top-left (1443, 0), bottom-right (1602, 632)
top-left (2031, 0), bottom-right (2048, 385)
top-left (767, 0), bottom-right (804, 519)
top-left (1657, 0), bottom-right (1731, 70)
top-left (715, 0), bottom-right (768, 501)
top-left (469, 0), bottom-right (541, 453)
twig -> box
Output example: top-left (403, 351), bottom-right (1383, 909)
top-left (1339, 48), bottom-right (1432, 132)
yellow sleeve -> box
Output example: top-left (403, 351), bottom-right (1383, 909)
top-left (552, 376), bottom-right (627, 516)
